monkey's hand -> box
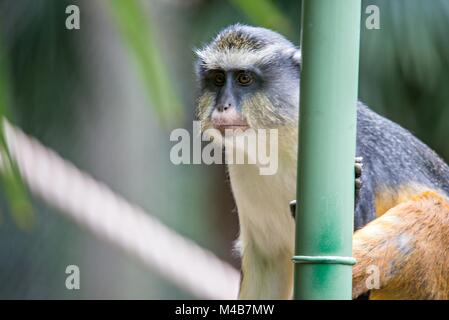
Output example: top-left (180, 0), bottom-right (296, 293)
top-left (355, 156), bottom-right (363, 198)
top-left (289, 156), bottom-right (363, 218)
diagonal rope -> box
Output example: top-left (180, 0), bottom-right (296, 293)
top-left (1, 119), bottom-right (240, 299)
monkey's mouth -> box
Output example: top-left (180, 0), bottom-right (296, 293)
top-left (213, 124), bottom-right (250, 135)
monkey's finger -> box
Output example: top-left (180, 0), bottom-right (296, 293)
top-left (355, 178), bottom-right (362, 191)
top-left (289, 200), bottom-right (296, 219)
top-left (355, 163), bottom-right (363, 178)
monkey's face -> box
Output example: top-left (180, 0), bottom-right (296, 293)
top-left (198, 68), bottom-right (258, 134)
top-left (195, 25), bottom-right (300, 135)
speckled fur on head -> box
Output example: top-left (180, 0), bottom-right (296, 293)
top-left (214, 28), bottom-right (266, 51)
top-left (242, 92), bottom-right (295, 129)
top-left (196, 92), bottom-right (215, 131)
top-left (195, 24), bottom-right (300, 71)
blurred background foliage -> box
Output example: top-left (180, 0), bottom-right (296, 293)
top-left (0, 0), bottom-right (448, 298)
top-left (0, 28), bottom-right (33, 229)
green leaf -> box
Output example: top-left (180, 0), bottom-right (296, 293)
top-left (108, 0), bottom-right (184, 127)
top-left (0, 33), bottom-right (34, 230)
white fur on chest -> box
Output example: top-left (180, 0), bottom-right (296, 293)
top-left (228, 153), bottom-right (297, 258)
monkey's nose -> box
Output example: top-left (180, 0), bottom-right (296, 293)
top-left (216, 103), bottom-right (233, 112)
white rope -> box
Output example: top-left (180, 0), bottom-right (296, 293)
top-left (2, 119), bottom-right (240, 300)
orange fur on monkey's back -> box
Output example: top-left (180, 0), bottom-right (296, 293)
top-left (374, 184), bottom-right (434, 217)
top-left (353, 191), bottom-right (449, 299)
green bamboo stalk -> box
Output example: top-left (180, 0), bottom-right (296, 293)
top-left (293, 0), bottom-right (361, 299)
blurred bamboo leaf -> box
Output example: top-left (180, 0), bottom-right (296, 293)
top-left (229, 0), bottom-right (294, 37)
top-left (108, 0), bottom-right (184, 127)
top-left (0, 33), bottom-right (33, 230)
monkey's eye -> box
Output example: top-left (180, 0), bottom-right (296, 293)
top-left (236, 72), bottom-right (253, 86)
top-left (213, 72), bottom-right (226, 87)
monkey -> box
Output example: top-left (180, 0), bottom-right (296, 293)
top-left (352, 191), bottom-right (449, 299)
top-left (194, 24), bottom-right (449, 299)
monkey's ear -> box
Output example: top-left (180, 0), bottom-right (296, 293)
top-left (291, 48), bottom-right (302, 67)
